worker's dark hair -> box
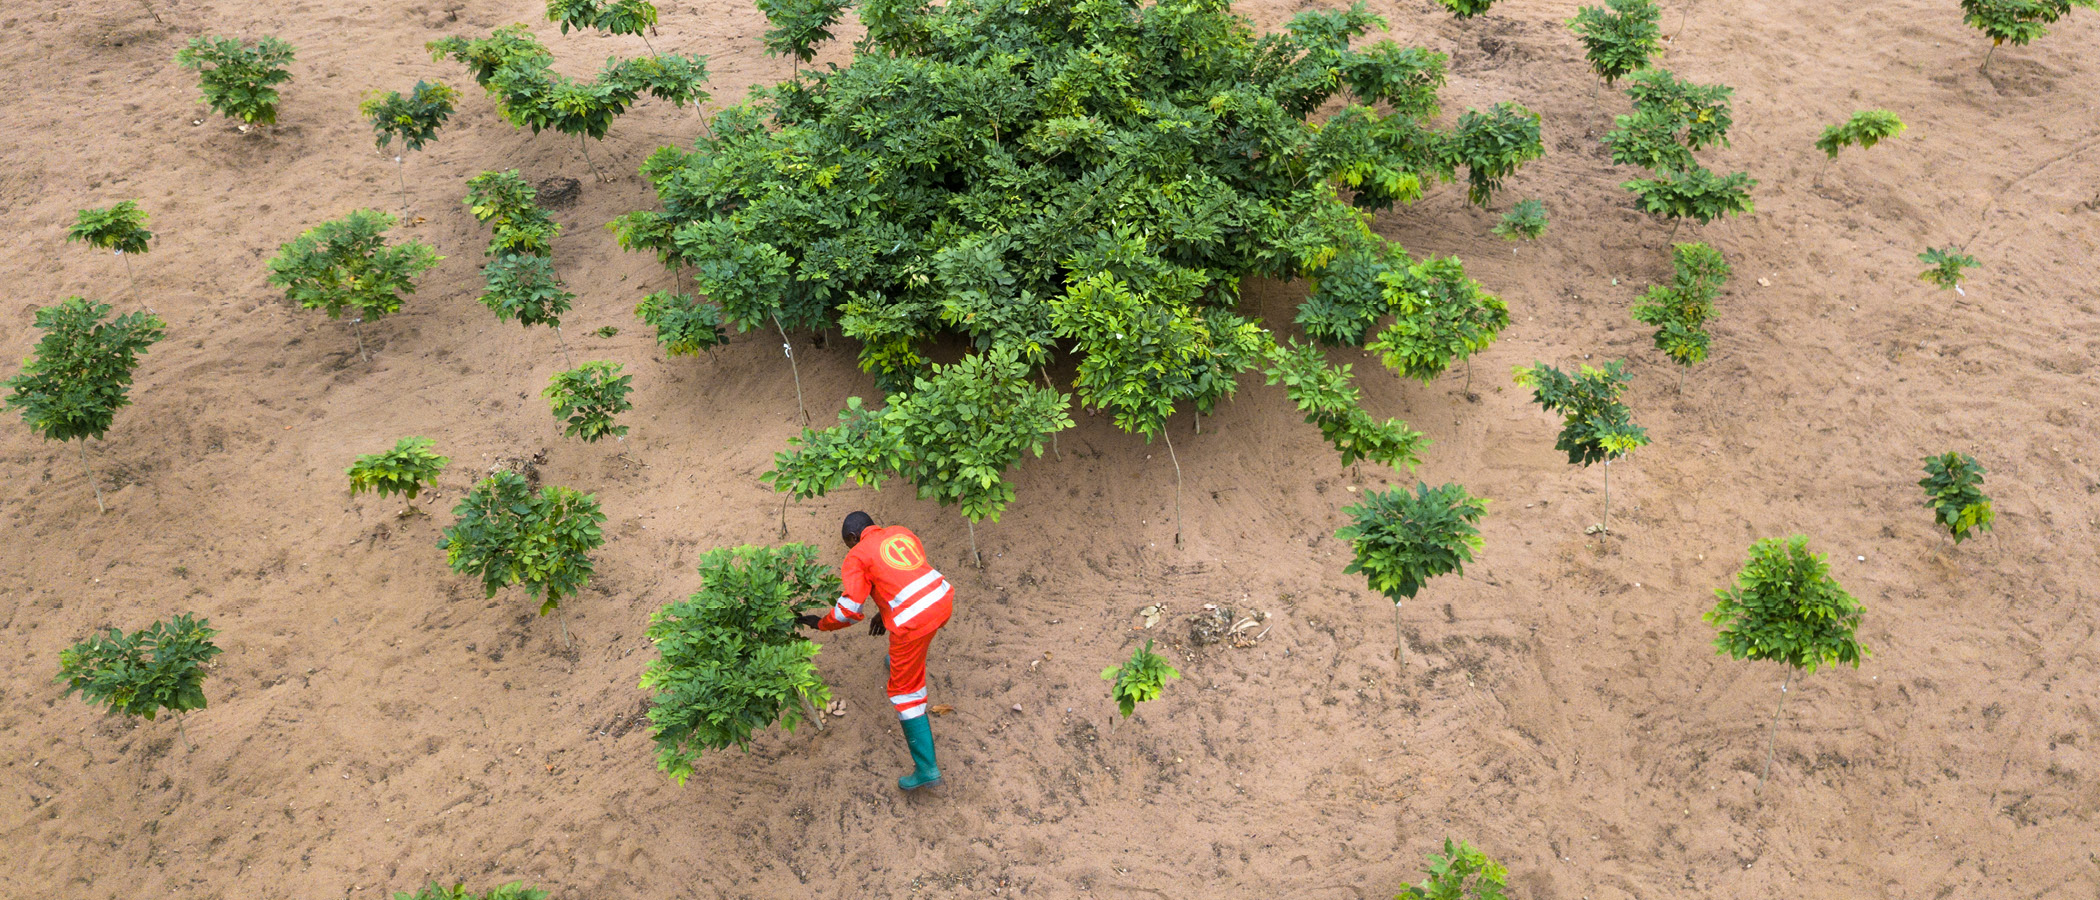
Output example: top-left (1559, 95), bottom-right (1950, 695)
top-left (842, 511), bottom-right (876, 546)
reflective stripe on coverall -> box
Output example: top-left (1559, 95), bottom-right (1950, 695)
top-left (816, 525), bottom-right (953, 719)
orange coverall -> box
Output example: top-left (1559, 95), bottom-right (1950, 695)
top-left (817, 525), bottom-right (953, 719)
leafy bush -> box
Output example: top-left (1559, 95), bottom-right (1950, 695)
top-left (58, 614), bottom-right (221, 744)
top-left (68, 202), bottom-right (153, 256)
top-left (1337, 481), bottom-right (1485, 662)
top-left (1102, 639), bottom-right (1179, 718)
top-left (1631, 242), bottom-right (1728, 371)
top-left (439, 472), bottom-right (606, 616)
top-left (1435, 0), bottom-right (1499, 17)
top-left (428, 25), bottom-right (552, 88)
top-left (641, 544), bottom-right (836, 783)
top-left (1514, 361), bottom-right (1646, 534)
top-left (347, 437), bottom-right (448, 508)
top-left (174, 36), bottom-right (296, 125)
top-left (549, 0), bottom-right (658, 39)
top-left (1918, 246), bottom-right (1978, 290)
top-left (1262, 340), bottom-right (1428, 471)
top-left (635, 291), bottom-right (729, 357)
top-left (1568, 0), bottom-right (1660, 86)
top-left (465, 170), bottom-right (562, 257)
top-left (1368, 256), bottom-right (1510, 386)
top-left (1920, 452), bottom-right (1994, 543)
top-left (1961, 0), bottom-right (2096, 69)
top-left (480, 254), bottom-right (575, 329)
top-left (266, 210), bottom-right (441, 323)
top-left (545, 361), bottom-right (634, 442)
top-left (1624, 166), bottom-right (1755, 228)
top-left (1605, 68), bottom-right (1733, 169)
top-left (1396, 839), bottom-right (1510, 900)
top-left (1492, 199), bottom-right (1547, 241)
top-left (756, 0), bottom-right (851, 62)
top-left (1814, 109), bottom-right (1904, 160)
top-left (4, 297), bottom-right (166, 512)
top-left (616, 0), bottom-right (1537, 487)
top-left (393, 882), bottom-right (548, 900)
top-left (361, 80), bottom-right (459, 153)
top-left (1450, 103), bottom-right (1543, 207)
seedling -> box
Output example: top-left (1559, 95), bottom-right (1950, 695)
top-left (1631, 242), bottom-right (1728, 386)
top-left (1369, 256), bottom-right (1510, 391)
top-left (1450, 103), bottom-right (1543, 207)
top-left (1961, 0), bottom-right (2096, 71)
top-left (480, 253), bottom-right (577, 362)
top-left (4, 297), bottom-right (165, 513)
top-left (1493, 199), bottom-right (1547, 241)
top-left (641, 544), bottom-right (837, 783)
top-left (1705, 535), bottom-right (1868, 793)
top-left (440, 472), bottom-right (605, 642)
top-left (1337, 482), bottom-right (1486, 666)
top-left (57, 613), bottom-right (221, 750)
top-left (1396, 839), bottom-right (1510, 900)
top-left (266, 210), bottom-right (441, 360)
top-left (392, 882), bottom-right (548, 900)
top-left (1435, 0), bottom-right (1499, 16)
top-left (1624, 165), bottom-right (1755, 234)
top-left (1814, 109), bottom-right (1905, 160)
top-left (1568, 0), bottom-right (1661, 88)
top-left (1514, 360), bottom-right (1647, 536)
top-left (549, 0), bottom-right (661, 51)
top-left (465, 170), bottom-right (561, 257)
top-left (1920, 452), bottom-right (1994, 543)
top-left (1918, 246), bottom-right (1978, 292)
top-left (360, 80), bottom-right (460, 218)
top-left (174, 36), bottom-right (296, 127)
top-left (347, 436), bottom-right (449, 514)
top-left (545, 361), bottom-right (634, 443)
top-left (487, 57), bottom-right (651, 181)
top-left (755, 0), bottom-right (850, 69)
top-left (635, 291), bottom-right (729, 357)
top-left (1102, 639), bottom-right (1180, 718)
top-left (66, 201), bottom-right (154, 302)
top-left (1605, 68), bottom-right (1734, 170)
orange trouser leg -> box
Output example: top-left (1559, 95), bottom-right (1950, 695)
top-left (885, 630), bottom-right (936, 720)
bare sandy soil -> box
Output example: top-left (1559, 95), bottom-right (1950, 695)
top-left (2, 0), bottom-right (2096, 897)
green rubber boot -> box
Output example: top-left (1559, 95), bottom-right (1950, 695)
top-left (898, 715), bottom-right (943, 790)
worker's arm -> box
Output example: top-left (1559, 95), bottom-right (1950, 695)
top-left (818, 554), bottom-right (874, 631)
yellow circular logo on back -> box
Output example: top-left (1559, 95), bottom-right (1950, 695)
top-left (879, 534), bottom-right (925, 570)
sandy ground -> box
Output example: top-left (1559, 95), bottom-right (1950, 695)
top-left (1, 0), bottom-right (2096, 897)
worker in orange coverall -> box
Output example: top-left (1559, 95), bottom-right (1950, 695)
top-left (795, 511), bottom-right (952, 790)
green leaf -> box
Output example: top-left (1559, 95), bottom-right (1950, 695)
top-left (1705, 535), bottom-right (1870, 674)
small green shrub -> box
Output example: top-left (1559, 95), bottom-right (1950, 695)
top-left (439, 472), bottom-right (606, 616)
top-left (465, 170), bottom-right (561, 257)
top-left (1631, 242), bottom-right (1728, 371)
top-left (755, 0), bottom-right (851, 63)
top-left (1102, 639), bottom-right (1179, 718)
top-left (1435, 0), bottom-right (1499, 16)
top-left (546, 361), bottom-right (634, 442)
top-left (266, 210), bottom-right (441, 330)
top-left (361, 80), bottom-right (459, 154)
top-left (1961, 0), bottom-right (2096, 70)
top-left (1450, 103), bottom-right (1543, 207)
top-left (1605, 69), bottom-right (1734, 170)
top-left (1918, 246), bottom-right (1978, 291)
top-left (549, 0), bottom-right (658, 39)
top-left (1814, 109), bottom-right (1905, 160)
top-left (1368, 256), bottom-right (1510, 386)
top-left (174, 36), bottom-right (296, 125)
top-left (1492, 199), bottom-right (1547, 241)
top-left (1920, 452), bottom-right (1993, 543)
top-left (427, 25), bottom-right (552, 88)
top-left (58, 614), bottom-right (221, 744)
top-left (480, 254), bottom-right (575, 329)
top-left (1262, 340), bottom-right (1428, 472)
top-left (1624, 166), bottom-right (1755, 228)
top-left (1568, 0), bottom-right (1661, 86)
top-left (642, 544), bottom-right (836, 783)
top-left (347, 437), bottom-right (449, 509)
top-left (1514, 360), bottom-right (1647, 534)
top-left (393, 882), bottom-right (548, 900)
top-left (67, 201), bottom-right (153, 256)
top-left (1396, 838), bottom-right (1511, 900)
top-left (635, 291), bottom-right (729, 357)
top-left (4, 298), bottom-right (166, 512)
top-left (1337, 481), bottom-right (1485, 662)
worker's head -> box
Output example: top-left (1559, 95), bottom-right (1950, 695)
top-left (841, 511), bottom-right (876, 548)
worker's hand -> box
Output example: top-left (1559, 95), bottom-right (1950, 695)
top-left (793, 614), bottom-right (822, 630)
top-left (867, 617), bottom-right (887, 637)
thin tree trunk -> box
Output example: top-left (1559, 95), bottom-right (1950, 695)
top-left (1392, 602), bottom-right (1405, 667)
top-left (137, 0), bottom-right (163, 24)
top-left (1603, 459), bottom-right (1612, 537)
top-left (1668, 219), bottom-right (1683, 241)
top-left (79, 442), bottom-right (105, 514)
top-left (777, 493), bottom-right (790, 538)
top-left (772, 314), bottom-right (810, 426)
top-left (580, 136), bottom-right (606, 182)
top-left (798, 692), bottom-right (826, 731)
top-left (175, 716), bottom-right (191, 751)
top-left (640, 33), bottom-right (657, 55)
top-left (558, 607), bottom-right (573, 649)
top-left (555, 326), bottom-right (575, 368)
top-left (1757, 669), bottom-right (1795, 794)
top-left (1161, 427), bottom-right (1185, 547)
top-left (1980, 43), bottom-right (1997, 74)
top-left (396, 155), bottom-right (410, 222)
top-left (1677, 0), bottom-right (1691, 34)
top-left (966, 517), bottom-right (981, 568)
top-left (1464, 356), bottom-right (1474, 395)
top-left (352, 319), bottom-right (369, 362)
top-left (122, 253), bottom-right (140, 306)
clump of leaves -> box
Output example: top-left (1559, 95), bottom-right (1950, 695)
top-left (1514, 361), bottom-right (1647, 535)
top-left (1435, 0), bottom-right (1499, 16)
top-left (1263, 339), bottom-right (1429, 472)
top-left (174, 36), bottom-right (296, 126)
top-left (266, 210), bottom-right (441, 359)
top-left (1604, 68), bottom-right (1735, 170)
top-left (545, 361), bottom-right (634, 442)
top-left (755, 0), bottom-right (851, 64)
top-left (1337, 482), bottom-right (1486, 664)
top-left (1368, 256), bottom-right (1510, 389)
top-left (347, 437), bottom-right (449, 511)
top-left (549, 0), bottom-right (659, 45)
top-left (1631, 242), bottom-right (1728, 378)
top-left (483, 55), bottom-right (698, 180)
top-left (4, 297), bottom-right (166, 513)
top-left (57, 614), bottom-right (221, 748)
top-left (1920, 452), bottom-right (1994, 543)
top-left (427, 24), bottom-right (552, 88)
top-left (1814, 109), bottom-right (1904, 160)
top-left (1918, 246), bottom-right (1978, 291)
top-left (635, 291), bottom-right (729, 357)
top-left (1625, 166), bottom-right (1755, 230)
top-left (1450, 103), bottom-right (1543, 207)
top-left (1101, 639), bottom-right (1180, 718)
top-left (67, 202), bottom-right (154, 300)
top-left (393, 882), bottom-right (548, 900)
top-left (1568, 0), bottom-right (1661, 87)
top-left (480, 254), bottom-right (575, 330)
top-left (361, 80), bottom-right (459, 154)
top-left (465, 170), bottom-right (562, 257)
top-left (641, 544), bottom-right (836, 783)
top-left (1493, 199), bottom-right (1547, 241)
top-left (1705, 535), bottom-right (1868, 791)
top-left (1396, 839), bottom-right (1510, 900)
top-left (439, 471), bottom-right (606, 620)
top-left (1961, 0), bottom-right (2096, 71)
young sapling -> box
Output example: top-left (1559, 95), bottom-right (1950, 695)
top-left (1514, 361), bottom-right (1648, 536)
top-left (1814, 110), bottom-right (1904, 185)
top-left (3, 297), bottom-right (166, 513)
top-left (1493, 199), bottom-right (1548, 241)
top-left (360, 81), bottom-right (460, 218)
top-left (1568, 0), bottom-right (1661, 90)
top-left (1920, 452), bottom-right (1993, 543)
top-left (1449, 103), bottom-right (1543, 208)
top-left (1704, 535), bottom-right (1868, 793)
top-left (439, 471), bottom-right (606, 644)
top-left (1962, 0), bottom-right (2096, 72)
top-left (174, 36), bottom-right (296, 128)
top-left (1435, 0), bottom-right (1499, 15)
top-left (57, 613), bottom-right (221, 750)
top-left (1918, 246), bottom-right (1978, 293)
top-left (635, 292), bottom-right (729, 357)
top-left (545, 361), bottom-right (634, 443)
top-left (347, 436), bottom-right (449, 515)
top-left (1631, 242), bottom-right (1728, 387)
top-left (266, 210), bottom-right (441, 360)
top-left (549, 0), bottom-right (661, 51)
top-left (1102, 639), bottom-right (1180, 718)
top-left (67, 202), bottom-right (154, 303)
top-left (1336, 482), bottom-right (1486, 667)
top-left (479, 253), bottom-right (577, 362)
top-left (392, 882), bottom-right (548, 900)
top-left (1624, 165), bottom-right (1755, 236)
top-left (465, 171), bottom-right (562, 258)
top-left (1395, 839), bottom-right (1511, 900)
